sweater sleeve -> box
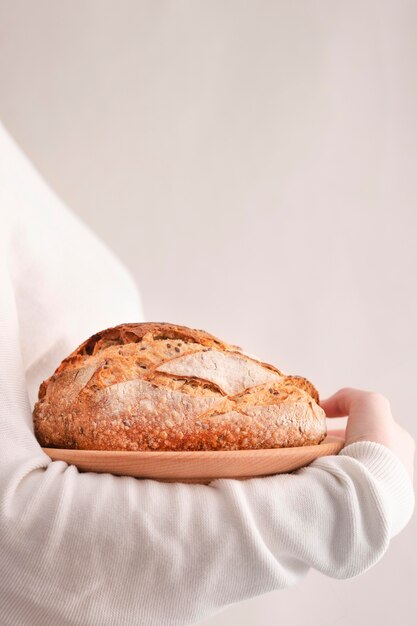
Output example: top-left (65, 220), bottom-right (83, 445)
top-left (1, 432), bottom-right (414, 626)
top-left (0, 123), bottom-right (414, 626)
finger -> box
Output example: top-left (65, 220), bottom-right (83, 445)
top-left (319, 387), bottom-right (359, 417)
top-left (320, 387), bottom-right (393, 420)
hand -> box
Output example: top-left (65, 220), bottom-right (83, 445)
top-left (320, 387), bottom-right (415, 483)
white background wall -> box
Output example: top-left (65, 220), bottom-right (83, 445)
top-left (0, 1), bottom-right (415, 624)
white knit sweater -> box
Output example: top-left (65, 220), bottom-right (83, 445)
top-left (0, 123), bottom-right (414, 626)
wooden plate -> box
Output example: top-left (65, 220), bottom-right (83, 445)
top-left (42, 435), bottom-right (345, 484)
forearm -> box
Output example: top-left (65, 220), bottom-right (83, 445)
top-left (0, 440), bottom-right (413, 626)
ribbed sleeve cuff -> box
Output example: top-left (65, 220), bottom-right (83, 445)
top-left (339, 440), bottom-right (415, 537)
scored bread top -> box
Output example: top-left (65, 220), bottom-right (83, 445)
top-left (65, 322), bottom-right (242, 360)
top-left (33, 322), bottom-right (325, 451)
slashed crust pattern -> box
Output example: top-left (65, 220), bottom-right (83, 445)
top-left (33, 322), bottom-right (327, 451)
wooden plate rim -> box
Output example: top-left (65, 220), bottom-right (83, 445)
top-left (42, 435), bottom-right (345, 459)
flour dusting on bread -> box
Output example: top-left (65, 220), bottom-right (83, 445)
top-left (33, 322), bottom-right (327, 451)
top-left (155, 349), bottom-right (283, 396)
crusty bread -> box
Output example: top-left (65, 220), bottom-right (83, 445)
top-left (33, 322), bottom-right (327, 451)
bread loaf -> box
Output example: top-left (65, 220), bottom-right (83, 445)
top-left (33, 322), bottom-right (327, 451)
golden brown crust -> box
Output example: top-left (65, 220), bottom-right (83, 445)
top-left (282, 375), bottom-right (320, 403)
top-left (61, 322), bottom-right (242, 360)
top-left (33, 322), bottom-right (326, 451)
